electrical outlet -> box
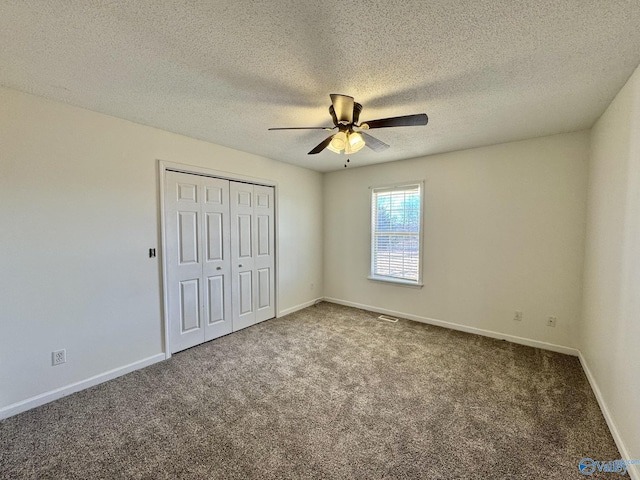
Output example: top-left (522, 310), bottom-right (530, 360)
top-left (514, 311), bottom-right (523, 321)
top-left (52, 349), bottom-right (66, 366)
top-left (547, 316), bottom-right (557, 327)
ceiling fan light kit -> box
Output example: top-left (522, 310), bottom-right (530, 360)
top-left (269, 94), bottom-right (428, 157)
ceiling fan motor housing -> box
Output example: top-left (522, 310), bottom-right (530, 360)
top-left (329, 101), bottom-right (363, 126)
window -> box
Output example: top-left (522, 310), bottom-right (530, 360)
top-left (370, 183), bottom-right (423, 286)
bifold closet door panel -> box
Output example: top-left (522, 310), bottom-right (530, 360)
top-left (201, 177), bottom-right (233, 342)
top-left (230, 181), bottom-right (256, 331)
top-left (165, 171), bottom-right (207, 353)
top-left (253, 185), bottom-right (275, 323)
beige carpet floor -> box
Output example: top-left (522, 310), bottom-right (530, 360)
top-left (0, 302), bottom-right (621, 479)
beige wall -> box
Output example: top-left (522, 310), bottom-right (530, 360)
top-left (0, 87), bottom-right (323, 410)
top-left (582, 63), bottom-right (640, 466)
top-left (324, 132), bottom-right (589, 351)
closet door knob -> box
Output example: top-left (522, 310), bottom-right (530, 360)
top-left (238, 264), bottom-right (243, 268)
top-left (216, 266), bottom-right (222, 270)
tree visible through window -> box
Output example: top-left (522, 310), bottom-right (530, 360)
top-left (371, 184), bottom-right (422, 283)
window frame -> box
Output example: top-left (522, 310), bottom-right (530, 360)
top-left (369, 181), bottom-right (424, 287)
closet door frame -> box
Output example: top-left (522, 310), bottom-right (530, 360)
top-left (158, 160), bottom-right (278, 359)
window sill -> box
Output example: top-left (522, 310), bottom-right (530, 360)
top-left (368, 276), bottom-right (424, 288)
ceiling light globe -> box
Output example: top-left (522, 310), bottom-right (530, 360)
top-left (348, 132), bottom-right (365, 153)
top-left (328, 131), bottom-right (347, 153)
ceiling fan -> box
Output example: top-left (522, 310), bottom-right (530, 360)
top-left (269, 94), bottom-right (428, 155)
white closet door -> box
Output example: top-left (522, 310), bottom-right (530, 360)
top-left (165, 171), bottom-right (207, 353)
top-left (166, 173), bottom-right (275, 350)
top-left (253, 185), bottom-right (275, 323)
top-left (201, 177), bottom-right (233, 342)
top-left (165, 172), bottom-right (232, 352)
top-left (230, 182), bottom-right (256, 331)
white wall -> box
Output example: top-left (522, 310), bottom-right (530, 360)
top-left (3, 75), bottom-right (638, 467)
top-left (0, 87), bottom-right (323, 411)
top-left (324, 132), bottom-right (589, 351)
top-left (582, 63), bottom-right (640, 466)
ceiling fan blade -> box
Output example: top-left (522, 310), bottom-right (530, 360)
top-left (361, 113), bottom-right (428, 129)
top-left (268, 126), bottom-right (334, 130)
top-left (330, 94), bottom-right (355, 124)
top-left (308, 134), bottom-right (336, 154)
top-left (359, 131), bottom-right (390, 152)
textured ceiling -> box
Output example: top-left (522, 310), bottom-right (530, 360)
top-left (1, 1), bottom-right (640, 172)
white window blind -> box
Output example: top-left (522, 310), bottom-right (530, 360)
top-left (371, 183), bottom-right (422, 284)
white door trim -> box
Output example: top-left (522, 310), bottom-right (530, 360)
top-left (157, 159), bottom-right (279, 359)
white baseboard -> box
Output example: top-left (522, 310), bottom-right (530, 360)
top-left (0, 353), bottom-right (166, 420)
top-left (323, 297), bottom-right (579, 356)
top-left (277, 297), bottom-right (323, 317)
top-left (578, 352), bottom-right (639, 480)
